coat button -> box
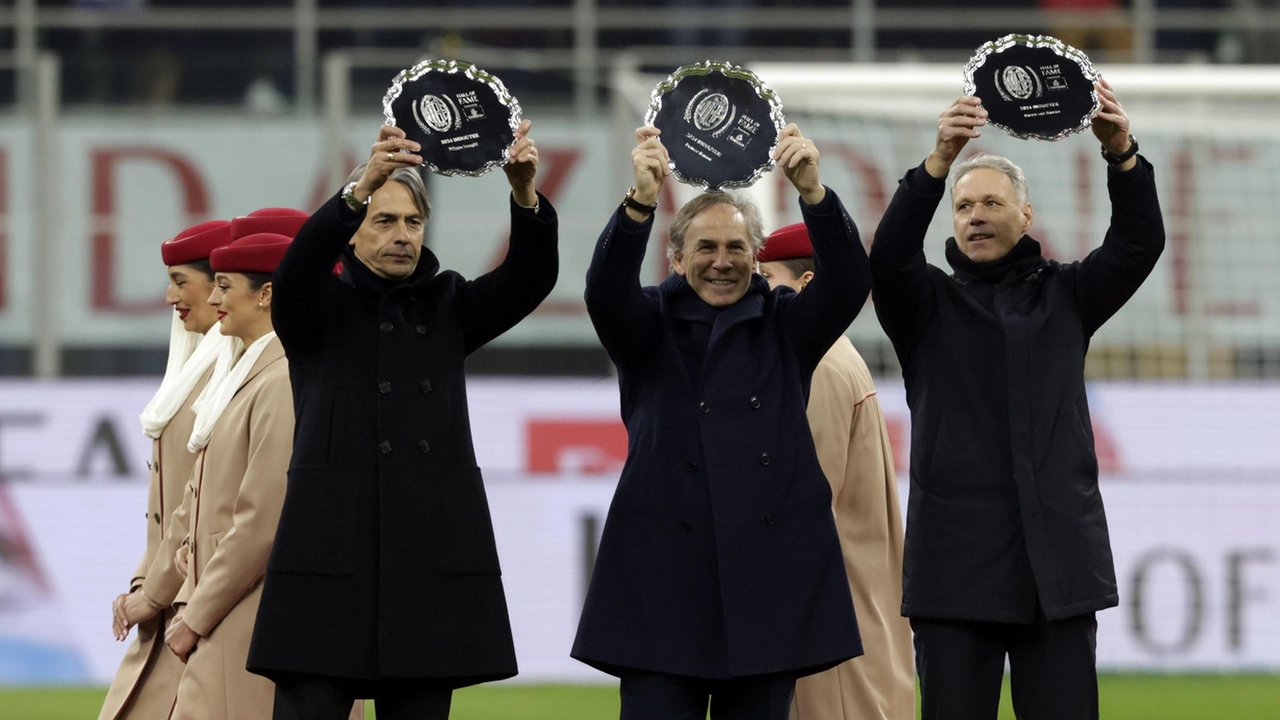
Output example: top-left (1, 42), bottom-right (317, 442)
top-left (416, 325), bottom-right (427, 334)
top-left (418, 440), bottom-right (431, 454)
top-left (378, 381), bottom-right (392, 394)
top-left (380, 321), bottom-right (394, 333)
top-left (765, 514), bottom-right (776, 526)
top-left (759, 453), bottom-right (771, 466)
top-left (750, 396), bottom-right (761, 409)
top-left (699, 401), bottom-right (709, 414)
top-left (420, 380), bottom-right (432, 394)
top-left (679, 521), bottom-right (693, 533)
top-left (379, 441), bottom-right (392, 454)
top-left (686, 461), bottom-right (698, 473)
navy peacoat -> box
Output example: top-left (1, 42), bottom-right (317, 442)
top-left (572, 189), bottom-right (870, 680)
top-left (869, 158), bottom-right (1164, 623)
top-left (247, 191), bottom-right (558, 686)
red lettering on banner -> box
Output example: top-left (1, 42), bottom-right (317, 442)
top-left (91, 148), bottom-right (211, 314)
top-left (487, 148), bottom-right (581, 273)
top-left (0, 149), bottom-right (8, 310)
top-left (1170, 148), bottom-right (1193, 316)
top-left (527, 419), bottom-right (627, 474)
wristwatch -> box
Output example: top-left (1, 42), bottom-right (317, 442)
top-left (1100, 135), bottom-right (1139, 166)
top-left (342, 181), bottom-right (371, 212)
top-left (622, 186), bottom-right (658, 215)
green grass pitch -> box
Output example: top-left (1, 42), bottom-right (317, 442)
top-left (2, 675), bottom-right (1278, 719)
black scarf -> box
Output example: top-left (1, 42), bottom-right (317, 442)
top-left (945, 235), bottom-right (1046, 285)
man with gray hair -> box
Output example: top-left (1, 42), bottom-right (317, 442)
top-left (870, 81), bottom-right (1164, 719)
top-left (573, 123), bottom-right (870, 719)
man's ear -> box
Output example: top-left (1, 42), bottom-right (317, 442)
top-left (1022, 202), bottom-right (1034, 234)
top-left (671, 252), bottom-right (688, 277)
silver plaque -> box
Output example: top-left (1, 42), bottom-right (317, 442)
top-left (645, 61), bottom-right (786, 191)
top-left (383, 59), bottom-right (523, 177)
top-left (963, 34), bottom-right (1101, 141)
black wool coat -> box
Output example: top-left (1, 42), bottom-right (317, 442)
top-left (869, 158), bottom-right (1164, 623)
top-left (246, 191), bottom-right (558, 686)
top-left (572, 189), bottom-right (870, 680)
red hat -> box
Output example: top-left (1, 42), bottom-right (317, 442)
top-left (230, 207), bottom-right (310, 241)
top-left (160, 220), bottom-right (234, 266)
top-left (756, 223), bottom-right (813, 263)
top-left (210, 233), bottom-right (293, 274)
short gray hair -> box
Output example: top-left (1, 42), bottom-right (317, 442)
top-left (346, 163), bottom-right (433, 220)
top-left (667, 192), bottom-right (766, 270)
top-left (950, 154), bottom-right (1029, 205)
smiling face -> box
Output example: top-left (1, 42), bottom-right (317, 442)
top-left (350, 181), bottom-right (425, 280)
top-left (165, 264), bottom-right (219, 334)
top-left (671, 203), bottom-right (756, 308)
top-left (208, 272), bottom-right (271, 342)
top-left (951, 167), bottom-right (1034, 263)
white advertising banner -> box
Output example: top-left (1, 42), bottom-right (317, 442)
top-left (0, 379), bottom-right (1278, 684)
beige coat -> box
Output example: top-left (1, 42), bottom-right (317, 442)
top-left (791, 336), bottom-right (915, 720)
top-left (99, 368), bottom-right (212, 720)
top-left (169, 340), bottom-right (293, 720)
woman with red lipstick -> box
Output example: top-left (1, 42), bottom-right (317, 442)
top-left (158, 231), bottom-right (320, 720)
top-left (99, 220), bottom-right (235, 720)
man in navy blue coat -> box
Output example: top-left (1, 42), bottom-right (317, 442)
top-left (870, 80), bottom-right (1164, 720)
top-left (572, 123), bottom-right (870, 720)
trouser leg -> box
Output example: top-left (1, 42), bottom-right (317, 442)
top-left (374, 680), bottom-right (453, 720)
top-left (619, 673), bottom-right (710, 720)
top-left (1008, 612), bottom-right (1099, 720)
top-left (709, 674), bottom-right (796, 720)
top-left (273, 675), bottom-right (358, 720)
top-left (911, 617), bottom-right (1007, 720)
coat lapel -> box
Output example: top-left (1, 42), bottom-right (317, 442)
top-left (230, 338), bottom-right (285, 398)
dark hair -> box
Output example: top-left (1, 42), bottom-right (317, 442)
top-left (244, 272), bottom-right (273, 291)
top-left (181, 258), bottom-right (215, 281)
top-left (779, 257), bottom-right (815, 278)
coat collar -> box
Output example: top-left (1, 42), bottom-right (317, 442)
top-left (659, 272), bottom-right (769, 345)
top-left (234, 336), bottom-right (285, 394)
top-left (946, 235), bottom-right (1047, 286)
top-left (339, 244), bottom-right (442, 298)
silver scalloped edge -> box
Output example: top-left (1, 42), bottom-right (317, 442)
top-left (644, 60), bottom-right (786, 190)
top-left (962, 33), bottom-right (1101, 142)
top-left (382, 58), bottom-right (524, 177)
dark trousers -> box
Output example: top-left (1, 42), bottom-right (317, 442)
top-left (273, 675), bottom-right (452, 720)
top-left (911, 613), bottom-right (1099, 720)
top-left (619, 672), bottom-right (796, 720)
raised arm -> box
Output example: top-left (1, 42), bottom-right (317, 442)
top-left (1073, 78), bottom-right (1166, 335)
top-left (770, 125), bottom-right (871, 370)
top-left (458, 119), bottom-right (561, 353)
top-left (870, 96), bottom-right (985, 355)
top-left (583, 126), bottom-right (666, 370)
top-left (273, 125), bottom-right (422, 351)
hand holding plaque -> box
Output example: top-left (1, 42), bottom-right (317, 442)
top-left (645, 61), bottom-right (785, 190)
top-left (963, 34), bottom-right (1100, 141)
top-left (383, 59), bottom-right (522, 176)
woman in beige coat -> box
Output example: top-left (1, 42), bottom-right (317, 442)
top-left (759, 224), bottom-right (916, 720)
top-left (160, 231), bottom-right (297, 720)
top-left (100, 220), bottom-right (235, 720)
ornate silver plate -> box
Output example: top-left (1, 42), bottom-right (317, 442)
top-left (963, 34), bottom-right (1100, 141)
top-left (645, 61), bottom-right (785, 191)
top-left (383, 59), bottom-right (522, 176)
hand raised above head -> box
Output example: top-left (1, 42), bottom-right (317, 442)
top-left (1091, 77), bottom-right (1135, 169)
top-left (503, 118), bottom-right (539, 207)
top-left (628, 125), bottom-right (670, 214)
top-left (926, 96), bottom-right (987, 178)
top-left (772, 123), bottom-right (824, 205)
top-left (352, 125), bottom-right (425, 205)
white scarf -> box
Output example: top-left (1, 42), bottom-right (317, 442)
top-left (139, 315), bottom-right (228, 439)
top-left (187, 332), bottom-right (277, 453)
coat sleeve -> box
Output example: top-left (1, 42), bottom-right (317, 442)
top-left (869, 163), bottom-right (945, 358)
top-left (456, 194), bottom-right (560, 354)
top-left (272, 194), bottom-right (364, 353)
top-left (583, 205), bottom-right (663, 371)
top-left (139, 457), bottom-right (200, 608)
top-left (180, 374), bottom-right (294, 637)
top-left (806, 356), bottom-right (856, 502)
top-left (128, 459), bottom-right (159, 589)
top-left (777, 188), bottom-right (872, 371)
top-left (1071, 156), bottom-right (1166, 336)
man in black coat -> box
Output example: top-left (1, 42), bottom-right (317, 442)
top-left (246, 121), bottom-right (558, 720)
top-left (870, 78), bottom-right (1164, 720)
top-left (572, 123), bottom-right (869, 720)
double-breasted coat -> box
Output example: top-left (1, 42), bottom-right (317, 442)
top-left (99, 368), bottom-right (212, 720)
top-left (572, 189), bottom-right (869, 680)
top-left (791, 336), bottom-right (914, 720)
top-left (248, 192), bottom-right (558, 687)
top-left (869, 158), bottom-right (1164, 622)
top-left (169, 338), bottom-right (294, 720)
